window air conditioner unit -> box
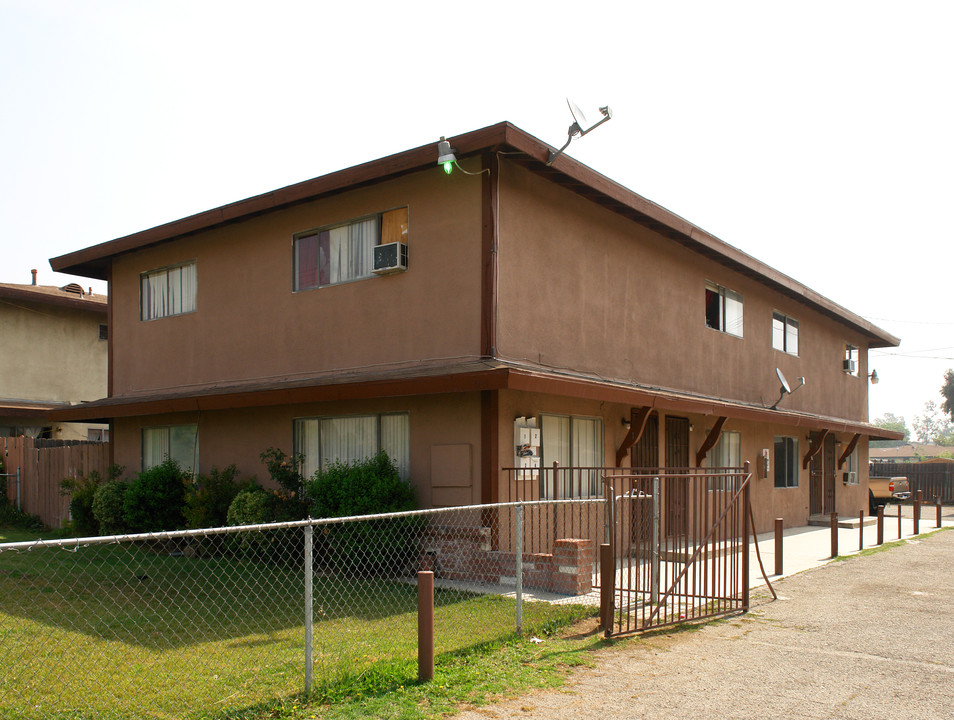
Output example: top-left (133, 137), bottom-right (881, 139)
top-left (372, 242), bottom-right (408, 275)
top-left (843, 471), bottom-right (857, 485)
top-left (843, 359), bottom-right (856, 373)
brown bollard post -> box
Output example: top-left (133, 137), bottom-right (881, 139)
top-left (937, 497), bottom-right (943, 529)
top-left (418, 571), bottom-right (434, 682)
top-left (877, 505), bottom-right (884, 546)
top-left (914, 490), bottom-right (922, 536)
top-left (774, 518), bottom-right (784, 576)
top-left (599, 543), bottom-right (613, 634)
top-left (830, 512), bottom-right (838, 559)
top-left (859, 510), bottom-right (864, 551)
top-left (898, 502), bottom-right (902, 538)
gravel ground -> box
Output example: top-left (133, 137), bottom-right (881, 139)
top-left (455, 527), bottom-right (954, 720)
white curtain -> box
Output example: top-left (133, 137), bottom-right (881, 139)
top-left (724, 289), bottom-right (744, 337)
top-left (541, 416), bottom-right (570, 499)
top-left (141, 263), bottom-right (196, 319)
top-left (381, 413), bottom-right (410, 480)
top-left (297, 419), bottom-right (321, 479)
top-left (320, 416), bottom-right (376, 470)
top-left (142, 426), bottom-right (170, 469)
top-left (327, 218), bottom-right (376, 284)
top-left (573, 417), bottom-right (602, 497)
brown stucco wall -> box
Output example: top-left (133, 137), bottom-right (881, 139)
top-left (495, 161), bottom-right (871, 423)
top-left (109, 166), bottom-right (483, 396)
top-left (496, 389), bottom-right (868, 534)
top-left (110, 392), bottom-right (483, 509)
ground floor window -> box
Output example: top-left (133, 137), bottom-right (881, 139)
top-left (540, 414), bottom-right (603, 498)
top-left (709, 429), bottom-right (741, 490)
top-left (142, 424), bottom-right (198, 473)
top-left (295, 412), bottom-right (409, 480)
top-left (774, 436), bottom-right (799, 488)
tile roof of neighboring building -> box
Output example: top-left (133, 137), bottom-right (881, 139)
top-left (0, 283), bottom-right (107, 314)
top-left (49, 121), bottom-right (898, 349)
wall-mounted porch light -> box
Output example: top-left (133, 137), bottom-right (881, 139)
top-left (437, 137), bottom-right (457, 174)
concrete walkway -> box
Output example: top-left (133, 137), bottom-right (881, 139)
top-left (749, 502), bottom-right (954, 588)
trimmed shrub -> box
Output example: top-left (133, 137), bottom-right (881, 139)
top-left (92, 480), bottom-right (129, 536)
top-left (123, 459), bottom-right (188, 532)
top-left (226, 488), bottom-right (285, 558)
top-left (184, 465), bottom-right (257, 529)
top-left (305, 452), bottom-right (420, 575)
top-left (60, 464), bottom-right (124, 536)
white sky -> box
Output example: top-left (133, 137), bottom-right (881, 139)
top-left (1, 0), bottom-right (951, 430)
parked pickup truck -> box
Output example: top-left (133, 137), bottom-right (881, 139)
top-left (869, 475), bottom-right (911, 515)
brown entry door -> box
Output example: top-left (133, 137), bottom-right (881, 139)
top-left (809, 432), bottom-right (837, 515)
top-left (665, 416), bottom-right (690, 536)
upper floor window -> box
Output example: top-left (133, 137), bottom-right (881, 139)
top-left (294, 207), bottom-right (408, 291)
top-left (140, 261), bottom-right (196, 321)
top-left (844, 344), bottom-right (859, 376)
top-left (772, 312), bottom-right (799, 355)
top-left (705, 282), bottom-right (743, 337)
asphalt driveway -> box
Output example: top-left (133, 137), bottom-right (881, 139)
top-left (456, 526), bottom-right (954, 719)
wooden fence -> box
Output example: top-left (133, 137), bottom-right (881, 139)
top-left (870, 461), bottom-right (954, 503)
top-left (1, 437), bottom-right (110, 529)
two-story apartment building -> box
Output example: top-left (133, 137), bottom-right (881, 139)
top-left (0, 274), bottom-right (108, 440)
top-left (49, 122), bottom-right (900, 532)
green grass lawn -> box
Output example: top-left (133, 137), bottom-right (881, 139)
top-left (0, 528), bottom-right (597, 719)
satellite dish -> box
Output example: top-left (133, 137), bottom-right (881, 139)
top-left (567, 99), bottom-right (587, 136)
top-left (776, 368), bottom-right (792, 395)
top-left (547, 98), bottom-right (614, 165)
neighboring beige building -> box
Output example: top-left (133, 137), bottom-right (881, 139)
top-left (50, 122), bottom-right (902, 532)
top-left (870, 443), bottom-right (954, 463)
top-left (0, 274), bottom-right (108, 440)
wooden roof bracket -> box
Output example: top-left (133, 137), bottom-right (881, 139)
top-left (616, 406), bottom-right (652, 467)
top-left (803, 429), bottom-right (829, 470)
top-left (695, 416), bottom-right (727, 467)
top-left (838, 433), bottom-right (861, 470)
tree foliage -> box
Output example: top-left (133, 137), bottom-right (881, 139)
top-left (912, 401), bottom-right (954, 446)
top-left (942, 369), bottom-right (954, 423)
top-left (872, 413), bottom-right (910, 441)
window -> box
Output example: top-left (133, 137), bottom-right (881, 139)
top-left (142, 424), bottom-right (198, 473)
top-left (98, 324), bottom-right (108, 341)
top-left (140, 261), bottom-right (197, 321)
top-left (540, 414), bottom-right (603, 498)
top-left (705, 282), bottom-right (744, 337)
top-left (87, 427), bottom-right (109, 442)
top-left (774, 436), bottom-right (798, 488)
top-left (772, 312), bottom-right (799, 355)
top-left (294, 207), bottom-right (408, 291)
top-left (708, 429), bottom-right (741, 490)
top-left (295, 412), bottom-right (409, 480)
top-left (844, 344), bottom-right (859, 376)
top-left (843, 448), bottom-right (859, 484)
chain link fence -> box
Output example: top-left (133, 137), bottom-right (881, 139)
top-left (0, 500), bottom-right (601, 719)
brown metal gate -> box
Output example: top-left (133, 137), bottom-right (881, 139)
top-left (602, 464), bottom-right (752, 635)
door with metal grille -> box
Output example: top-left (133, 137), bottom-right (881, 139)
top-left (665, 417), bottom-right (690, 537)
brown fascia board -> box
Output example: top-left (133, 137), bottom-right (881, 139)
top-left (49, 121), bottom-right (898, 348)
top-left (49, 363), bottom-right (901, 440)
top-left (0, 285), bottom-right (107, 314)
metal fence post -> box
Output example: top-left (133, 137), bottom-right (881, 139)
top-left (16, 467), bottom-right (21, 511)
top-left (599, 543), bottom-right (613, 635)
top-left (830, 512), bottom-right (838, 559)
top-left (418, 571), bottom-right (434, 682)
top-left (515, 503), bottom-right (523, 635)
top-left (774, 518), bottom-right (783, 576)
top-left (304, 525), bottom-right (313, 694)
top-left (914, 490), bottom-right (922, 535)
top-left (651, 476), bottom-right (660, 606)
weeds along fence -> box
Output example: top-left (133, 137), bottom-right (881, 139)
top-left (0, 436), bottom-right (110, 527)
top-left (0, 500), bottom-right (601, 720)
